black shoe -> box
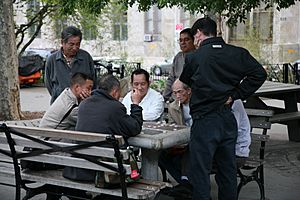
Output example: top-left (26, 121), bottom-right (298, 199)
top-left (167, 181), bottom-right (193, 199)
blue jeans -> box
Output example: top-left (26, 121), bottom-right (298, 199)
top-left (189, 106), bottom-right (238, 200)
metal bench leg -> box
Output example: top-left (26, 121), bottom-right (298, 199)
top-left (237, 169), bottom-right (247, 199)
top-left (257, 166), bottom-right (265, 200)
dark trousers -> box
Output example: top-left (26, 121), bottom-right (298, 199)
top-left (159, 149), bottom-right (189, 184)
top-left (189, 106), bottom-right (238, 200)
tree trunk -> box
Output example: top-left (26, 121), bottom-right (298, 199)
top-left (0, 0), bottom-right (21, 120)
top-left (216, 13), bottom-right (222, 37)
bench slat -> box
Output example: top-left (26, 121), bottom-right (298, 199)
top-left (245, 109), bottom-right (274, 117)
top-left (6, 125), bottom-right (125, 145)
top-left (270, 111), bottom-right (300, 123)
top-left (19, 154), bottom-right (131, 174)
top-left (0, 135), bottom-right (130, 160)
top-left (251, 133), bottom-right (270, 141)
top-left (21, 169), bottom-right (162, 199)
top-left (243, 158), bottom-right (264, 168)
top-left (248, 117), bottom-right (272, 129)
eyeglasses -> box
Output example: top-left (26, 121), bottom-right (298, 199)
top-left (173, 89), bottom-right (185, 95)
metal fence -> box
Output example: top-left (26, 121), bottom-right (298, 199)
top-left (94, 59), bottom-right (170, 93)
top-left (265, 62), bottom-right (300, 85)
top-left (94, 59), bottom-right (141, 80)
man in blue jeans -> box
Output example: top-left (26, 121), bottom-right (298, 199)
top-left (179, 17), bottom-right (267, 200)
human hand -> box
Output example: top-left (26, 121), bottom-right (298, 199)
top-left (131, 89), bottom-right (142, 105)
top-left (79, 89), bottom-right (91, 100)
top-left (225, 96), bottom-right (233, 105)
top-left (194, 37), bottom-right (201, 49)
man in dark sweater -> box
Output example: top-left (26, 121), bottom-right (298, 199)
top-left (76, 74), bottom-right (143, 138)
top-left (179, 17), bottom-right (267, 200)
top-left (63, 74), bottom-right (143, 181)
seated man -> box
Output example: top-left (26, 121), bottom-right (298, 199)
top-left (63, 74), bottom-right (144, 181)
top-left (39, 72), bottom-right (94, 131)
top-left (160, 79), bottom-right (251, 186)
top-left (38, 72), bottom-right (93, 200)
top-left (168, 79), bottom-right (192, 126)
top-left (159, 79), bottom-right (192, 186)
top-left (122, 68), bottom-right (164, 121)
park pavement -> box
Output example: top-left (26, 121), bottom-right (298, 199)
top-left (0, 86), bottom-right (300, 199)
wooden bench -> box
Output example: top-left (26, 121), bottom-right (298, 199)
top-left (237, 109), bottom-right (274, 200)
top-left (0, 124), bottom-right (170, 200)
top-left (269, 111), bottom-right (300, 123)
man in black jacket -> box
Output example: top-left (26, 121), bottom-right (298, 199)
top-left (76, 74), bottom-right (143, 138)
top-left (179, 17), bottom-right (267, 200)
top-left (63, 74), bottom-right (143, 181)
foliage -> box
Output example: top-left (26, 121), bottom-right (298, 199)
top-left (150, 79), bottom-right (166, 93)
top-left (15, 0), bottom-right (57, 55)
top-left (15, 0), bottom-right (297, 55)
top-left (38, 0), bottom-right (297, 26)
top-left (107, 0), bottom-right (297, 26)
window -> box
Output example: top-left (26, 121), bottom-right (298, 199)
top-left (229, 21), bottom-right (247, 41)
top-left (144, 6), bottom-right (162, 41)
top-left (179, 9), bottom-right (198, 29)
top-left (252, 10), bottom-right (273, 41)
top-left (113, 11), bottom-right (128, 41)
top-left (54, 19), bottom-right (68, 39)
top-left (82, 25), bottom-right (97, 41)
top-left (229, 8), bottom-right (273, 42)
top-left (27, 0), bottom-right (41, 38)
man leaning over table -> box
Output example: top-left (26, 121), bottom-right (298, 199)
top-left (39, 72), bottom-right (93, 131)
top-left (38, 72), bottom-right (94, 200)
top-left (179, 17), bottom-right (267, 200)
top-left (63, 74), bottom-right (144, 182)
top-left (122, 68), bottom-right (164, 121)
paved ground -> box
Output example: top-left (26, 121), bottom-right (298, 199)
top-left (0, 86), bottom-right (300, 199)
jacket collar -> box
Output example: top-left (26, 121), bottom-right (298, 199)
top-left (55, 48), bottom-right (84, 61)
top-left (92, 89), bottom-right (117, 101)
top-left (200, 37), bottom-right (225, 47)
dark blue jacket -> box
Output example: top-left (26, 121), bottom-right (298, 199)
top-left (63, 89), bottom-right (143, 181)
top-left (75, 89), bottom-right (143, 138)
top-left (180, 37), bottom-right (267, 118)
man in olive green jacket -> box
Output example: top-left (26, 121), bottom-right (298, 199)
top-left (168, 79), bottom-right (192, 126)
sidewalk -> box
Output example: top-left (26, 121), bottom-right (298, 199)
top-left (1, 86), bottom-right (299, 199)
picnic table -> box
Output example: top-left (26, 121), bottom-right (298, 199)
top-left (246, 81), bottom-right (300, 142)
top-left (128, 122), bottom-right (190, 180)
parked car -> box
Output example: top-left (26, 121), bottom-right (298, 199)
top-left (151, 60), bottom-right (173, 76)
top-left (18, 48), bottom-right (56, 85)
top-left (22, 48), bottom-right (57, 66)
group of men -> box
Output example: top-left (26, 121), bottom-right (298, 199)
top-left (41, 17), bottom-right (267, 200)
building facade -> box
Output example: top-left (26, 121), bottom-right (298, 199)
top-left (14, 1), bottom-right (300, 69)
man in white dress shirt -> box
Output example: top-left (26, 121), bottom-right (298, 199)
top-left (122, 68), bottom-right (164, 121)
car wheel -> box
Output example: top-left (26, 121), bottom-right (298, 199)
top-left (153, 66), bottom-right (162, 76)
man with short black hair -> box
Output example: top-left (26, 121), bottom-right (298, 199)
top-left (122, 68), bottom-right (164, 121)
top-left (163, 28), bottom-right (196, 101)
top-left (45, 26), bottom-right (95, 104)
top-left (62, 74), bottom-right (144, 182)
top-left (40, 72), bottom-right (93, 131)
top-left (75, 74), bottom-right (143, 138)
top-left (180, 17), bottom-right (267, 200)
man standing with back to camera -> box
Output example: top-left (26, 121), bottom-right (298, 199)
top-left (179, 17), bottom-right (267, 200)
